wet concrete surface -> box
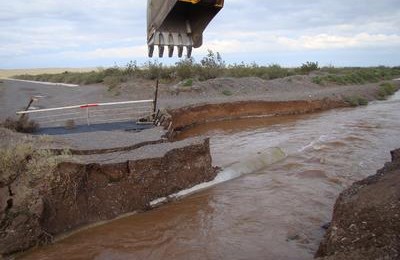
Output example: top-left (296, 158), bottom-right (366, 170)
top-left (49, 126), bottom-right (166, 152)
top-left (37, 121), bottom-right (154, 135)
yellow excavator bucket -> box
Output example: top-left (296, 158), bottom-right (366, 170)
top-left (147, 0), bottom-right (224, 58)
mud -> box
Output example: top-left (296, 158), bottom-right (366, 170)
top-left (0, 138), bottom-right (216, 257)
top-left (316, 148), bottom-right (400, 259)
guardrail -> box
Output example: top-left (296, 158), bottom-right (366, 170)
top-left (16, 100), bottom-right (154, 127)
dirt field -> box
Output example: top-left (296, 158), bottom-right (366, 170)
top-left (0, 68), bottom-right (95, 79)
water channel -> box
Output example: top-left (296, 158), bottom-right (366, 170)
top-left (22, 92), bottom-right (400, 260)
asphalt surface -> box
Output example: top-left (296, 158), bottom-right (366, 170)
top-left (0, 79), bottom-right (154, 133)
top-left (0, 79), bottom-right (127, 121)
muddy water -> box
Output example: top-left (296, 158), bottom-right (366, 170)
top-left (22, 93), bottom-right (400, 260)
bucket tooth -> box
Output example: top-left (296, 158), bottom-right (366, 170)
top-left (158, 45), bottom-right (164, 58)
top-left (168, 33), bottom-right (174, 57)
top-left (158, 33), bottom-right (165, 57)
top-left (186, 46), bottom-right (192, 58)
top-left (177, 34), bottom-right (184, 58)
top-left (178, 46), bottom-right (184, 58)
top-left (168, 45), bottom-right (174, 57)
top-left (148, 45), bottom-right (154, 58)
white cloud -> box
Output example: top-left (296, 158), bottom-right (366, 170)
top-left (60, 46), bottom-right (147, 59)
top-left (199, 33), bottom-right (400, 54)
top-left (279, 33), bottom-right (400, 50)
top-left (1, 0), bottom-right (399, 68)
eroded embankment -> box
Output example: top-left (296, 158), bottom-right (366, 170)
top-left (0, 138), bottom-right (216, 257)
top-left (316, 148), bottom-right (400, 259)
top-left (167, 99), bottom-right (347, 132)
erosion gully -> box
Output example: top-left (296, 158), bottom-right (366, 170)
top-left (22, 92), bottom-right (400, 260)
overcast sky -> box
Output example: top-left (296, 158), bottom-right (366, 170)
top-left (1, 0), bottom-right (399, 69)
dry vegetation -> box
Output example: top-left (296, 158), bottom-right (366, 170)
top-left (1, 116), bottom-right (39, 133)
top-left (8, 51), bottom-right (400, 91)
top-left (0, 128), bottom-right (71, 188)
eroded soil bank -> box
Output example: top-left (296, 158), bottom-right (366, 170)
top-left (316, 148), bottom-right (400, 259)
top-left (165, 79), bottom-right (399, 133)
top-left (167, 99), bottom-right (347, 131)
top-left (0, 136), bottom-right (216, 257)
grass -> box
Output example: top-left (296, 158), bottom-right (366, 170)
top-left (377, 82), bottom-right (397, 100)
top-left (182, 78), bottom-right (194, 87)
top-left (344, 96), bottom-right (369, 107)
top-left (312, 67), bottom-right (400, 86)
top-left (222, 90), bottom-right (233, 96)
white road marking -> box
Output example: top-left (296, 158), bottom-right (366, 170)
top-left (5, 78), bottom-right (79, 88)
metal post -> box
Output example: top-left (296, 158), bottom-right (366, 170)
top-left (20, 97), bottom-right (35, 120)
top-left (153, 78), bottom-right (159, 116)
top-left (86, 107), bottom-right (90, 126)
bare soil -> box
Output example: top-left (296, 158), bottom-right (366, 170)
top-left (119, 75), bottom-right (391, 109)
top-left (316, 149), bottom-right (400, 259)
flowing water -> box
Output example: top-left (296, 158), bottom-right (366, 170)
top-left (22, 92), bottom-right (400, 260)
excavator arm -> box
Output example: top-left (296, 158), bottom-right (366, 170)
top-left (147, 0), bottom-right (224, 58)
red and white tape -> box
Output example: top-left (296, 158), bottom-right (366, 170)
top-left (17, 100), bottom-right (153, 115)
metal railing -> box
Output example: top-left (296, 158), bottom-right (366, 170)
top-left (16, 100), bottom-right (154, 128)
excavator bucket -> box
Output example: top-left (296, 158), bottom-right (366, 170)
top-left (147, 0), bottom-right (224, 58)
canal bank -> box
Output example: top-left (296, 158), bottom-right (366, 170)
top-left (16, 89), bottom-right (400, 259)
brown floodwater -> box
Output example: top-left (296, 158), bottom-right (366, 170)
top-left (21, 92), bottom-right (400, 260)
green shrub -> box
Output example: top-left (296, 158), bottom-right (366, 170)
top-left (380, 82), bottom-right (396, 95)
top-left (182, 78), bottom-right (193, 87)
top-left (344, 96), bottom-right (369, 107)
top-left (222, 90), bottom-right (233, 96)
top-left (320, 65), bottom-right (339, 74)
top-left (225, 62), bottom-right (293, 79)
top-left (299, 61), bottom-right (319, 74)
top-left (103, 75), bottom-right (122, 90)
top-left (312, 76), bottom-right (323, 85)
top-left (358, 97), bottom-right (369, 106)
top-left (2, 116), bottom-right (39, 133)
top-left (175, 58), bottom-right (196, 80)
top-left (265, 64), bottom-right (291, 79)
top-left (377, 82), bottom-right (396, 100)
top-left (124, 60), bottom-right (141, 77)
top-left (197, 50), bottom-right (225, 81)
